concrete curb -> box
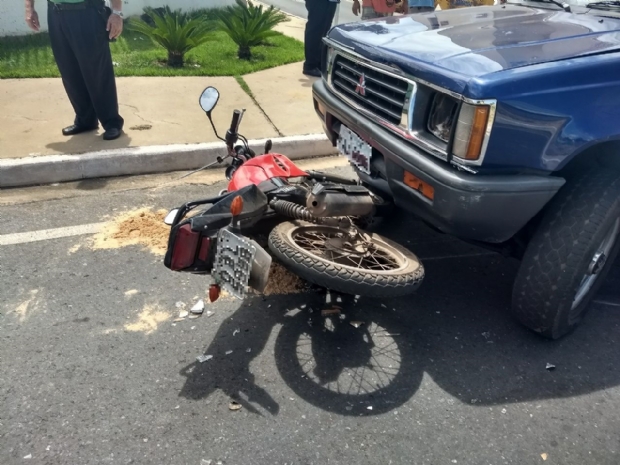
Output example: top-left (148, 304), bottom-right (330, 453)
top-left (0, 134), bottom-right (336, 188)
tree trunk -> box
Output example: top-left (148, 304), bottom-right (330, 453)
top-left (237, 45), bottom-right (251, 60)
top-left (167, 51), bottom-right (184, 67)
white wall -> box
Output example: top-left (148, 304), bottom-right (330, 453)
top-left (1, 0), bottom-right (235, 37)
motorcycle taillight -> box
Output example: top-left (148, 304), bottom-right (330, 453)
top-left (170, 224), bottom-right (200, 271)
top-left (198, 237), bottom-right (211, 262)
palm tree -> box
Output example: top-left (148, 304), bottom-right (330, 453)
top-left (215, 0), bottom-right (289, 60)
top-left (128, 7), bottom-right (215, 67)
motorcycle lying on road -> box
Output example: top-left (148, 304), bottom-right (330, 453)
top-left (162, 86), bottom-right (425, 301)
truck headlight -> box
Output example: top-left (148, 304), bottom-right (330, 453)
top-left (452, 101), bottom-right (495, 163)
top-left (427, 93), bottom-right (459, 143)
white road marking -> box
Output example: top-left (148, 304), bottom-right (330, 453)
top-left (0, 223), bottom-right (106, 246)
top-left (593, 299), bottom-right (620, 308)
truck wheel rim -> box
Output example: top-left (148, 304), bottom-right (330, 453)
top-left (288, 225), bottom-right (409, 274)
top-left (572, 217), bottom-right (620, 313)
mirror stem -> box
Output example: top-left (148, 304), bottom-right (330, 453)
top-left (207, 113), bottom-right (226, 143)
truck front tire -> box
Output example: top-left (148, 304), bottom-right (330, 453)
top-left (512, 162), bottom-right (620, 339)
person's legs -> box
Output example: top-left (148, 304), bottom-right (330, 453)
top-left (304, 0), bottom-right (336, 75)
top-left (408, 5), bottom-right (435, 12)
top-left (304, 0), bottom-right (323, 73)
top-left (320, 1), bottom-right (338, 37)
top-left (62, 6), bottom-right (124, 135)
top-left (47, 3), bottom-right (98, 132)
top-left (361, 7), bottom-right (393, 19)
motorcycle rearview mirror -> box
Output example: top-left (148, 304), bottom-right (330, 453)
top-left (164, 208), bottom-right (179, 225)
top-left (199, 86), bottom-right (220, 114)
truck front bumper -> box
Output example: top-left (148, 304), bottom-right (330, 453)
top-left (312, 79), bottom-right (565, 243)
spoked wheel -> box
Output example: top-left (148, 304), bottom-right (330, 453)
top-left (268, 220), bottom-right (424, 297)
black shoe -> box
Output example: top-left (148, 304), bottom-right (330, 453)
top-left (303, 68), bottom-right (321, 78)
top-left (103, 128), bottom-right (122, 141)
top-left (62, 124), bottom-right (98, 136)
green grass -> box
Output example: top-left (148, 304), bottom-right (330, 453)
top-left (234, 75), bottom-right (254, 98)
top-left (0, 29), bottom-right (304, 78)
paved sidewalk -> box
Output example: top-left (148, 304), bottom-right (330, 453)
top-left (0, 69), bottom-right (321, 159)
top-left (0, 5), bottom-right (343, 187)
top-left (0, 10), bottom-right (321, 161)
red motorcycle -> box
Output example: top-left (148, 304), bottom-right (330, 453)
top-left (163, 86), bottom-right (424, 301)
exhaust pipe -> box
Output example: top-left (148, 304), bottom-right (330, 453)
top-left (306, 184), bottom-right (375, 218)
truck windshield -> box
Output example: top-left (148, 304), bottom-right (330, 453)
top-left (526, 0), bottom-right (572, 11)
top-left (585, 0), bottom-right (620, 10)
top-left (510, 0), bottom-right (620, 14)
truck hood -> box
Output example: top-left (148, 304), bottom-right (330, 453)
top-left (327, 5), bottom-right (620, 93)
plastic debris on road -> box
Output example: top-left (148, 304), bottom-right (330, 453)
top-left (367, 406), bottom-right (373, 411)
top-left (189, 314), bottom-right (201, 319)
top-left (541, 453), bottom-right (548, 461)
top-left (206, 310), bottom-right (214, 317)
top-left (546, 363), bottom-right (556, 371)
top-left (178, 310), bottom-right (189, 319)
top-left (191, 300), bottom-right (205, 314)
top-left (233, 328), bottom-right (240, 336)
top-left (286, 308), bottom-right (301, 317)
top-left (226, 350), bottom-right (233, 355)
top-left (350, 321), bottom-right (365, 328)
top-left (23, 455), bottom-right (32, 459)
top-left (196, 354), bottom-right (213, 363)
top-left (229, 401), bottom-right (242, 411)
top-left (246, 348), bottom-right (252, 353)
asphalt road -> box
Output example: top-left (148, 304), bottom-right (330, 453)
top-left (263, 0), bottom-right (361, 26)
top-left (1, 162), bottom-right (619, 465)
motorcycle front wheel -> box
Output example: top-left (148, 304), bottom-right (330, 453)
top-left (267, 220), bottom-right (424, 297)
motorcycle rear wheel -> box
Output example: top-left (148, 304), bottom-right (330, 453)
top-left (267, 220), bottom-right (424, 297)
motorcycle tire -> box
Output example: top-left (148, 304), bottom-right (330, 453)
top-left (267, 220), bottom-right (424, 297)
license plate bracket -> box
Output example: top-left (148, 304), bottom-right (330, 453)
top-left (337, 125), bottom-right (372, 175)
top-left (212, 228), bottom-right (257, 299)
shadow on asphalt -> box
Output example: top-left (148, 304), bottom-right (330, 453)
top-left (76, 178), bottom-right (110, 190)
top-left (178, 218), bottom-right (620, 417)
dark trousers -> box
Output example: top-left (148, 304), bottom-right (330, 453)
top-left (304, 0), bottom-right (337, 71)
top-left (47, 2), bottom-right (123, 131)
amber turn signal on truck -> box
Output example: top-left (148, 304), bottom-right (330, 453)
top-left (452, 103), bottom-right (492, 162)
top-left (404, 171), bottom-right (434, 201)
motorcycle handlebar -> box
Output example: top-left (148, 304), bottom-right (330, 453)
top-left (229, 110), bottom-right (241, 134)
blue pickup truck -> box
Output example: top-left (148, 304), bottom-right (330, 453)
top-left (312, 0), bottom-right (620, 339)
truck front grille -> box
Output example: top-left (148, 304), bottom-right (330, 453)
top-left (331, 55), bottom-right (409, 126)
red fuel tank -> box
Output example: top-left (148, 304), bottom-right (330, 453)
top-left (227, 153), bottom-right (309, 191)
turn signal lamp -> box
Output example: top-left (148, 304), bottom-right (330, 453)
top-left (230, 196), bottom-right (244, 216)
top-left (452, 103), bottom-right (491, 162)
